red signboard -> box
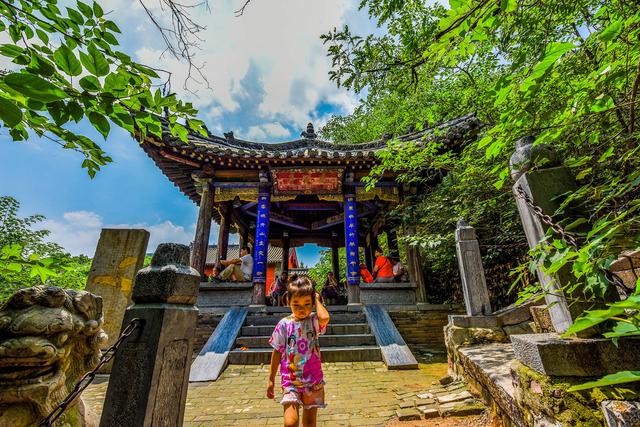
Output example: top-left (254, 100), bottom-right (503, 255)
top-left (271, 168), bottom-right (343, 195)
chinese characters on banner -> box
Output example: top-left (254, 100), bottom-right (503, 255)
top-left (344, 195), bottom-right (360, 285)
top-left (252, 193), bottom-right (271, 283)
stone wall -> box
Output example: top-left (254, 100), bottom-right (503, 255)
top-left (389, 307), bottom-right (463, 347)
top-left (193, 312), bottom-right (223, 357)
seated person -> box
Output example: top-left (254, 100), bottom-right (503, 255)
top-left (271, 272), bottom-right (288, 306)
top-left (391, 256), bottom-right (408, 282)
top-left (359, 263), bottom-right (374, 283)
top-left (321, 271), bottom-right (339, 304)
top-left (217, 246), bottom-right (253, 281)
top-left (208, 263), bottom-right (222, 281)
top-left (373, 247), bottom-right (394, 283)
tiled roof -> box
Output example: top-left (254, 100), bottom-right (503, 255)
top-left (158, 113), bottom-right (480, 161)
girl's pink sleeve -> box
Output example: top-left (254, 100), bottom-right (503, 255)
top-left (269, 320), bottom-right (286, 352)
top-left (312, 313), bottom-right (327, 336)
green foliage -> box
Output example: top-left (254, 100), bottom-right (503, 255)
top-left (0, 196), bottom-right (90, 303)
top-left (322, 0), bottom-right (640, 385)
top-left (568, 371), bottom-right (640, 391)
top-left (0, 0), bottom-right (206, 176)
top-left (322, 0), bottom-right (640, 314)
top-left (308, 248), bottom-right (348, 289)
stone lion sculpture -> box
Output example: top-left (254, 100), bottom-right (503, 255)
top-left (0, 286), bottom-right (108, 427)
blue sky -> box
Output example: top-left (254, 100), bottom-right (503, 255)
top-left (0, 0), bottom-right (379, 266)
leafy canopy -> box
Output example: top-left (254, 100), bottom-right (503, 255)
top-left (0, 0), bottom-right (207, 176)
top-left (322, 0), bottom-right (640, 338)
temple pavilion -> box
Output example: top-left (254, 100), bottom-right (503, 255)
top-left (139, 113), bottom-right (480, 305)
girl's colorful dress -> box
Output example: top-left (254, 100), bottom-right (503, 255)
top-left (269, 312), bottom-right (326, 408)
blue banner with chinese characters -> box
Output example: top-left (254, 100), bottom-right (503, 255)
top-left (252, 192), bottom-right (271, 283)
top-left (344, 194), bottom-right (360, 285)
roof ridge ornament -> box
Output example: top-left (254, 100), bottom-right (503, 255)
top-left (301, 123), bottom-right (317, 140)
top-left (224, 131), bottom-right (234, 142)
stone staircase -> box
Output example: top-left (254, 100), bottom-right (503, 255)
top-left (228, 309), bottom-right (382, 364)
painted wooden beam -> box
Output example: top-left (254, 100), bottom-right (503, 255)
top-left (190, 307), bottom-right (248, 381)
top-left (363, 305), bottom-right (418, 370)
top-left (160, 149), bottom-right (201, 168)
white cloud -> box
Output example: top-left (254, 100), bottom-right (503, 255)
top-left (39, 210), bottom-right (201, 256)
top-left (104, 0), bottom-right (363, 139)
top-left (245, 122), bottom-right (290, 140)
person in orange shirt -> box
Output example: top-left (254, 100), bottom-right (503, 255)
top-left (373, 247), bottom-right (395, 283)
top-left (359, 263), bottom-right (374, 283)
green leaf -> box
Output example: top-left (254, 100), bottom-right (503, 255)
top-left (0, 98), bottom-right (23, 127)
top-left (500, 0), bottom-right (517, 13)
top-left (66, 7), bottom-right (85, 25)
top-left (0, 44), bottom-right (26, 58)
top-left (562, 306), bottom-right (625, 336)
top-left (88, 111), bottom-right (110, 138)
top-left (93, 1), bottom-right (104, 18)
top-left (80, 44), bottom-right (109, 76)
top-left (599, 20), bottom-right (623, 42)
top-left (568, 371), bottom-right (640, 391)
top-left (590, 96), bottom-right (614, 113)
top-left (79, 75), bottom-right (101, 92)
top-left (4, 73), bottom-right (68, 103)
top-left (77, 1), bottom-right (93, 17)
top-left (53, 45), bottom-right (82, 76)
top-left (104, 20), bottom-right (121, 33)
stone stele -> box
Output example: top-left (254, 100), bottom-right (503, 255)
top-left (85, 228), bottom-right (149, 348)
top-left (0, 286), bottom-right (108, 427)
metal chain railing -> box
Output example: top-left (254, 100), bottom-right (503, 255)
top-left (514, 185), bottom-right (628, 295)
top-left (39, 318), bottom-right (143, 427)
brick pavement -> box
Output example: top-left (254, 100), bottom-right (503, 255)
top-left (83, 361), bottom-right (450, 426)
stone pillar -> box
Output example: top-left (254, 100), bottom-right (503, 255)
top-left (509, 136), bottom-right (580, 333)
top-left (100, 243), bottom-right (199, 427)
top-left (344, 193), bottom-right (360, 304)
top-left (281, 231), bottom-right (290, 275)
top-left (405, 224), bottom-right (427, 303)
top-left (455, 220), bottom-right (491, 315)
top-left (190, 176), bottom-right (213, 278)
top-left (216, 202), bottom-right (231, 263)
top-left (331, 231), bottom-right (340, 282)
top-left (86, 228), bottom-right (149, 348)
top-left (252, 187), bottom-right (271, 305)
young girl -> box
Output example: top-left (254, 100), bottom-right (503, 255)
top-left (266, 275), bottom-right (330, 427)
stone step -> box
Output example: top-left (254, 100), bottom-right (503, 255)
top-left (228, 346), bottom-right (382, 364)
top-left (240, 323), bottom-right (370, 336)
top-left (236, 334), bottom-right (377, 348)
top-left (244, 312), bottom-right (366, 326)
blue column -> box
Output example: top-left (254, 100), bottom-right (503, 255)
top-left (344, 194), bottom-right (360, 287)
top-left (252, 191), bottom-right (270, 304)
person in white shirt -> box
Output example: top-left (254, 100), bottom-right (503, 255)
top-left (218, 246), bottom-right (253, 281)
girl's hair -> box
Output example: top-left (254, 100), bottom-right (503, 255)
top-left (286, 274), bottom-right (316, 300)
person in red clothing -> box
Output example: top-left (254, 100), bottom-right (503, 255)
top-left (359, 263), bottom-right (374, 283)
top-left (373, 247), bottom-right (395, 283)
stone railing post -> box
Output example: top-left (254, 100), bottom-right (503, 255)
top-left (100, 243), bottom-right (200, 427)
top-left (455, 220), bottom-right (491, 315)
top-left (509, 136), bottom-right (579, 333)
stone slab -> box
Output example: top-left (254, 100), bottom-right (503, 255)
top-left (396, 408), bottom-right (421, 421)
top-left (448, 314), bottom-right (501, 328)
top-left (85, 229), bottom-right (149, 348)
top-left (363, 305), bottom-right (418, 369)
top-left (418, 406), bottom-right (439, 418)
top-left (359, 283), bottom-right (417, 305)
top-left (602, 400), bottom-right (640, 427)
top-left (456, 344), bottom-right (526, 426)
top-left (436, 390), bottom-right (473, 404)
top-left (190, 307), bottom-right (248, 382)
top-left (511, 333), bottom-right (640, 376)
top-left (197, 282), bottom-right (253, 307)
top-left (438, 400), bottom-right (485, 417)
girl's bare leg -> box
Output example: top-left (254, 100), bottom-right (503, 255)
top-left (301, 407), bottom-right (318, 427)
top-left (284, 403), bottom-right (299, 427)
